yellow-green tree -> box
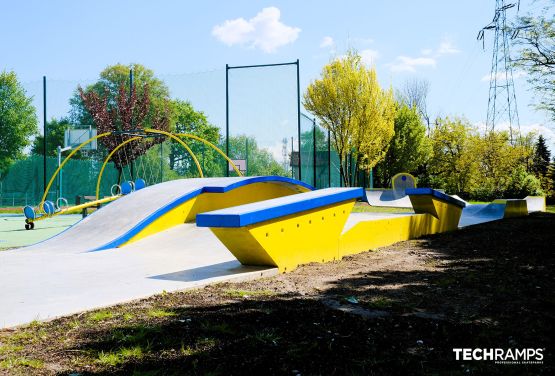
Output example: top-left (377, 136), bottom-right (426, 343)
top-left (428, 117), bottom-right (479, 195)
top-left (303, 51), bottom-right (395, 186)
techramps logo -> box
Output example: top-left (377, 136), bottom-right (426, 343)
top-left (453, 348), bottom-right (544, 365)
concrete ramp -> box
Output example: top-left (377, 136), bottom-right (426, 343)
top-left (459, 199), bottom-right (529, 227)
top-left (22, 176), bottom-right (312, 253)
top-left (365, 189), bottom-right (413, 208)
top-left (525, 196), bottom-right (546, 212)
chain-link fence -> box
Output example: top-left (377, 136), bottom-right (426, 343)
top-left (2, 63), bottom-right (352, 208)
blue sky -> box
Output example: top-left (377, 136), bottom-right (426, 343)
top-left (1, 0), bottom-right (553, 155)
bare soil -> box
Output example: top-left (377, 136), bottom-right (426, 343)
top-left (0, 213), bottom-right (554, 375)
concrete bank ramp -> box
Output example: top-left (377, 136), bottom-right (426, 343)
top-left (365, 189), bottom-right (413, 208)
top-left (22, 177), bottom-right (312, 253)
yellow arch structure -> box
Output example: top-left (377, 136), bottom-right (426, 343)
top-left (40, 131), bottom-right (112, 210)
top-left (172, 132), bottom-right (243, 177)
top-left (94, 133), bottom-right (207, 199)
top-left (144, 129), bottom-right (204, 179)
top-left (41, 129), bottom-right (239, 212)
top-left (95, 136), bottom-right (142, 200)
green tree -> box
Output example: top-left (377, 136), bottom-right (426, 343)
top-left (512, 3), bottom-right (555, 120)
top-left (471, 131), bottom-right (531, 200)
top-left (532, 134), bottom-right (551, 177)
top-left (169, 100), bottom-right (223, 177)
top-left (0, 71), bottom-right (38, 176)
top-left (375, 103), bottom-right (431, 186)
top-left (229, 135), bottom-right (287, 176)
top-left (428, 117), bottom-right (479, 195)
top-left (31, 117), bottom-right (73, 157)
top-left (303, 51), bottom-right (395, 186)
top-left (70, 63), bottom-right (170, 127)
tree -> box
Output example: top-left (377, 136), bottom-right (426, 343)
top-left (31, 117), bottom-right (72, 157)
top-left (375, 103), bottom-right (431, 186)
top-left (228, 135), bottom-right (287, 176)
top-left (471, 131), bottom-right (531, 200)
top-left (169, 100), bottom-right (223, 177)
top-left (532, 134), bottom-right (551, 177)
top-left (428, 117), bottom-right (479, 195)
top-left (79, 82), bottom-right (170, 180)
top-left (303, 51), bottom-right (395, 186)
top-left (70, 63), bottom-right (170, 126)
top-left (512, 3), bottom-right (555, 120)
top-left (0, 71), bottom-right (38, 177)
top-left (400, 78), bottom-right (431, 130)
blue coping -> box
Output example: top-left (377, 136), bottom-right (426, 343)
top-left (91, 176), bottom-right (315, 251)
top-left (203, 175), bottom-right (314, 193)
top-left (196, 187), bottom-right (364, 228)
top-left (405, 188), bottom-right (466, 208)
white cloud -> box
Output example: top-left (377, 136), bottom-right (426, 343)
top-left (481, 70), bottom-right (527, 82)
top-left (320, 36), bottom-right (334, 48)
top-left (436, 39), bottom-right (460, 56)
top-left (388, 38), bottom-right (460, 73)
top-left (389, 56), bottom-right (436, 72)
top-left (212, 7), bottom-right (301, 53)
top-left (360, 49), bottom-right (380, 65)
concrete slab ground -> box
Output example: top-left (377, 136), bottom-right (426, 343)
top-left (0, 224), bottom-right (277, 328)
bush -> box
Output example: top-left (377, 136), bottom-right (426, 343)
top-left (504, 166), bottom-right (543, 198)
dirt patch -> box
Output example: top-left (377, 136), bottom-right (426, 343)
top-left (0, 213), bottom-right (553, 375)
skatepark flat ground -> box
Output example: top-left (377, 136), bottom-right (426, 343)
top-left (0, 224), bottom-right (276, 328)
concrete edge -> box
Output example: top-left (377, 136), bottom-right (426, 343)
top-left (4, 267), bottom-right (279, 329)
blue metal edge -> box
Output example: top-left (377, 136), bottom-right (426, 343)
top-left (196, 187), bottom-right (364, 228)
top-left (203, 176), bottom-right (314, 193)
top-left (405, 188), bottom-right (466, 208)
top-left (91, 176), bottom-right (315, 251)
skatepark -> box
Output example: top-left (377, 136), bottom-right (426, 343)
top-left (0, 170), bottom-right (544, 328)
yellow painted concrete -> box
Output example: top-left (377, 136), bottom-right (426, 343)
top-left (210, 201), bottom-right (355, 272)
top-left (122, 182), bottom-right (309, 246)
top-left (340, 195), bottom-right (462, 257)
top-left (493, 199), bottom-right (529, 218)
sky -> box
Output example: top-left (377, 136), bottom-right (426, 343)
top-left (1, 0), bottom-right (554, 157)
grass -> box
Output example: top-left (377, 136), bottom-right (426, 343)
top-left (252, 329), bottom-right (281, 345)
top-left (96, 346), bottom-right (144, 367)
top-left (366, 296), bottom-right (394, 309)
top-left (146, 308), bottom-right (177, 318)
top-left (352, 204), bottom-right (413, 214)
top-left (0, 357), bottom-right (44, 370)
top-left (546, 205), bottom-right (555, 214)
top-left (224, 289), bottom-right (276, 298)
top-left (88, 310), bottom-right (115, 322)
top-left (0, 344), bottom-right (24, 355)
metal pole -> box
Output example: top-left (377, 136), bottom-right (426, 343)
top-left (291, 137), bottom-right (294, 178)
top-left (57, 146), bottom-right (61, 199)
top-left (129, 68), bottom-right (134, 180)
top-left (296, 59), bottom-right (301, 181)
top-left (160, 142), bottom-right (163, 182)
top-left (245, 138), bottom-right (249, 176)
top-left (327, 129), bottom-right (331, 187)
top-left (225, 64), bottom-right (230, 177)
top-left (313, 118), bottom-right (317, 188)
top-left (43, 76), bottom-right (47, 195)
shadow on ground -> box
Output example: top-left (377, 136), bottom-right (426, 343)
top-left (2, 214), bottom-right (553, 375)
